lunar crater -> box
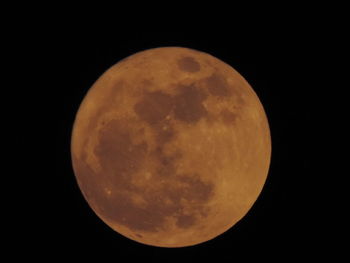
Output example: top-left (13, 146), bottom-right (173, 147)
top-left (205, 73), bottom-right (231, 97)
top-left (134, 91), bottom-right (174, 125)
top-left (221, 109), bottom-right (238, 125)
top-left (173, 84), bottom-right (208, 123)
top-left (177, 56), bottom-right (201, 73)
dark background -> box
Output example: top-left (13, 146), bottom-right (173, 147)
top-left (53, 30), bottom-right (311, 260)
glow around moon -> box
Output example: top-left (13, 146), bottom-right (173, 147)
top-left (71, 47), bottom-right (271, 247)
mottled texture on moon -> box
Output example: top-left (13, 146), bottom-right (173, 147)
top-left (71, 47), bottom-right (271, 247)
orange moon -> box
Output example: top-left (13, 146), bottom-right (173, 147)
top-left (71, 47), bottom-right (271, 247)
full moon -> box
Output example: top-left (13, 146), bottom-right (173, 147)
top-left (71, 47), bottom-right (271, 247)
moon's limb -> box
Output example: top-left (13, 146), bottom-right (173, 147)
top-left (71, 47), bottom-right (271, 247)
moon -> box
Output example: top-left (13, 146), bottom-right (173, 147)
top-left (71, 47), bottom-right (271, 247)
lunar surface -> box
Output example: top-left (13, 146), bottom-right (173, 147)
top-left (71, 47), bottom-right (271, 247)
